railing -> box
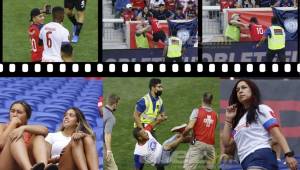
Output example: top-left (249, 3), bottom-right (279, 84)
top-left (202, 6), bottom-right (222, 35)
top-left (102, 18), bottom-right (124, 42)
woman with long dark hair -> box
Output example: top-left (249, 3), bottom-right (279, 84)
top-left (222, 79), bottom-right (298, 170)
top-left (0, 100), bottom-right (56, 170)
top-left (45, 107), bottom-right (98, 170)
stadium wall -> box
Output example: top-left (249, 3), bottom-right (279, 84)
top-left (103, 48), bottom-right (198, 62)
top-left (202, 41), bottom-right (298, 62)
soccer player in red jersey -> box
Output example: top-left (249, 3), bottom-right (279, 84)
top-left (149, 17), bottom-right (166, 48)
top-left (28, 8), bottom-right (45, 62)
top-left (245, 17), bottom-right (266, 42)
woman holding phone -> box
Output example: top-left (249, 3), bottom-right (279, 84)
top-left (222, 79), bottom-right (298, 170)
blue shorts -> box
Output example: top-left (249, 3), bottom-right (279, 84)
top-left (241, 148), bottom-right (278, 170)
top-left (156, 135), bottom-right (178, 166)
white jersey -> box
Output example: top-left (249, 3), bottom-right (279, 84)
top-left (45, 131), bottom-right (71, 158)
top-left (134, 131), bottom-right (163, 166)
top-left (232, 104), bottom-right (279, 162)
top-left (39, 22), bottom-right (69, 62)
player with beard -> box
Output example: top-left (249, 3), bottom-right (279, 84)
top-left (133, 78), bottom-right (166, 138)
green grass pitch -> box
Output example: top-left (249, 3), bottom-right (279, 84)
top-left (3, 0), bottom-right (98, 62)
top-left (104, 77), bottom-right (221, 170)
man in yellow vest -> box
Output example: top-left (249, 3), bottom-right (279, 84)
top-left (225, 14), bottom-right (248, 42)
top-left (133, 78), bottom-right (166, 134)
top-left (163, 31), bottom-right (184, 62)
top-left (135, 18), bottom-right (151, 48)
top-left (133, 78), bottom-right (167, 170)
top-left (256, 16), bottom-right (286, 62)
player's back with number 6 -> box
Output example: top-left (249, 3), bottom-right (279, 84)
top-left (39, 6), bottom-right (70, 62)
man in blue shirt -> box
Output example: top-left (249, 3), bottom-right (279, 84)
top-left (133, 78), bottom-right (165, 131)
top-left (133, 78), bottom-right (167, 170)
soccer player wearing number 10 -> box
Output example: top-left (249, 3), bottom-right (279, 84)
top-left (245, 17), bottom-right (266, 42)
top-left (39, 6), bottom-right (70, 62)
top-left (28, 8), bottom-right (45, 62)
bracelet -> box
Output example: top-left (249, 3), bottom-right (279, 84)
top-left (107, 150), bottom-right (112, 153)
top-left (284, 151), bottom-right (294, 158)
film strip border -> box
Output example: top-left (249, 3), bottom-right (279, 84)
top-left (0, 63), bottom-right (299, 77)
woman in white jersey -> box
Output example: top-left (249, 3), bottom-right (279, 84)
top-left (45, 107), bottom-right (98, 170)
top-left (0, 101), bottom-right (57, 170)
top-left (222, 79), bottom-right (298, 170)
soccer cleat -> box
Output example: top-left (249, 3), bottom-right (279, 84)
top-left (71, 35), bottom-right (79, 43)
top-left (170, 123), bottom-right (187, 133)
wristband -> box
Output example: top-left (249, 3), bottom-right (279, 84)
top-left (284, 151), bottom-right (294, 158)
top-left (107, 150), bottom-right (112, 153)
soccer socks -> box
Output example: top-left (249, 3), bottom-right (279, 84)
top-left (68, 15), bottom-right (78, 25)
top-left (75, 23), bottom-right (83, 36)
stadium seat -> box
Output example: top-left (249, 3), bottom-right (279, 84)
top-left (6, 83), bottom-right (33, 91)
top-left (57, 88), bottom-right (82, 96)
top-left (80, 91), bottom-right (103, 98)
top-left (76, 96), bottom-right (99, 103)
top-left (52, 94), bottom-right (77, 103)
top-left (0, 108), bottom-right (9, 119)
top-left (0, 88), bottom-right (24, 97)
top-left (31, 111), bottom-right (61, 121)
top-left (0, 81), bottom-right (8, 88)
top-left (0, 117), bottom-right (9, 123)
top-left (94, 129), bottom-right (103, 141)
top-left (28, 120), bottom-right (57, 132)
top-left (37, 82), bottom-right (63, 89)
top-left (25, 91), bottom-right (52, 98)
top-left (0, 78), bottom-right (16, 84)
top-left (66, 78), bottom-right (87, 84)
top-left (37, 104), bottom-right (67, 115)
top-left (3, 100), bottom-right (19, 109)
top-left (0, 94), bottom-right (15, 102)
top-left (45, 99), bottom-right (73, 108)
top-left (96, 140), bottom-right (103, 156)
top-left (32, 86), bottom-right (57, 94)
top-left (15, 95), bottom-right (44, 105)
top-left (73, 102), bottom-right (98, 111)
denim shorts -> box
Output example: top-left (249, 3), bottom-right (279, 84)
top-left (241, 148), bottom-right (278, 170)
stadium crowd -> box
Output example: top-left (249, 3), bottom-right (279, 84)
top-left (112, 0), bottom-right (198, 22)
top-left (217, 0), bottom-right (297, 11)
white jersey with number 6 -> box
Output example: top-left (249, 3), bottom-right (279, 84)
top-left (39, 22), bottom-right (69, 62)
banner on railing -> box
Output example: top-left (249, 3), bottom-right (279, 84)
top-left (202, 41), bottom-right (298, 62)
top-left (103, 48), bottom-right (198, 62)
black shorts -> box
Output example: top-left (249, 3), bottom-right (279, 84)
top-left (153, 30), bottom-right (166, 43)
top-left (266, 48), bottom-right (285, 62)
top-left (165, 57), bottom-right (182, 62)
top-left (64, 0), bottom-right (87, 11)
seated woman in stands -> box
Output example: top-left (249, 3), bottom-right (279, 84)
top-left (0, 100), bottom-right (56, 170)
top-left (45, 107), bottom-right (99, 170)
